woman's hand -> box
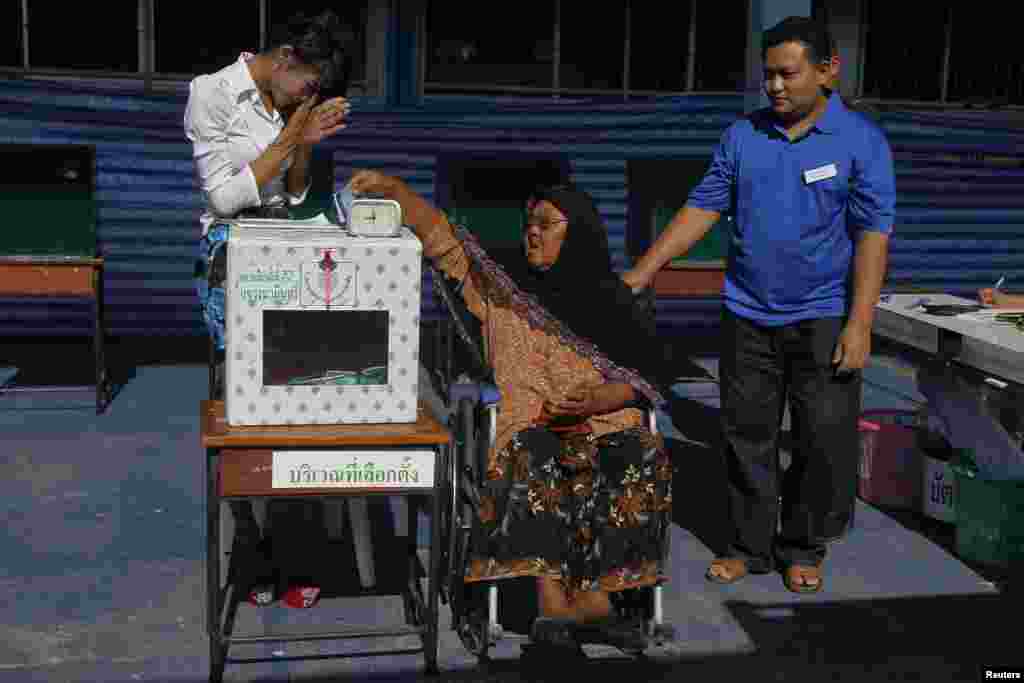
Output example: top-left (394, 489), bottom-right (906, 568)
top-left (542, 382), bottom-right (635, 420)
top-left (979, 288), bottom-right (1024, 308)
top-left (621, 268), bottom-right (651, 294)
top-left (349, 169), bottom-right (403, 197)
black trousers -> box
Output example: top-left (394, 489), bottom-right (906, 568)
top-left (719, 307), bottom-right (861, 569)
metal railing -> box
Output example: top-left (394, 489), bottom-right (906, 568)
top-left (0, 66), bottom-right (368, 95)
top-left (423, 82), bottom-right (741, 100)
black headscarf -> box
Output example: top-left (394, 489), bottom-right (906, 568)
top-left (486, 182), bottom-right (688, 406)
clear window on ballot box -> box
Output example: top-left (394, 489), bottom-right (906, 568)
top-left (262, 310), bottom-right (389, 387)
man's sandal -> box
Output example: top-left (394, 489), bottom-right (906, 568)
top-left (783, 565), bottom-right (823, 594)
top-left (705, 558), bottom-right (749, 584)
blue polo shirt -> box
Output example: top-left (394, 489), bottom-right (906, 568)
top-left (687, 93), bottom-right (896, 325)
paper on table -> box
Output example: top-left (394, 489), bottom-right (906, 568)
top-left (955, 308), bottom-right (1024, 324)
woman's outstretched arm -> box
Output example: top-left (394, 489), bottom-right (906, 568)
top-left (350, 170), bottom-right (486, 320)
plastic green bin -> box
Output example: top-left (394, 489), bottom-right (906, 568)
top-left (951, 450), bottom-right (1024, 568)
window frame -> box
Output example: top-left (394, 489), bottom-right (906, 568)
top-left (856, 0), bottom-right (1024, 110)
top-left (422, 0), bottom-right (745, 100)
top-left (0, 0), bottom-right (369, 95)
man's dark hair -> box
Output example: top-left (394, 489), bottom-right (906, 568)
top-left (270, 10), bottom-right (357, 96)
top-left (762, 16), bottom-right (834, 64)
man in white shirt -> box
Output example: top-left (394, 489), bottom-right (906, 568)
top-left (185, 11), bottom-right (353, 234)
top-left (187, 10), bottom-right (354, 362)
top-left (185, 11), bottom-right (356, 606)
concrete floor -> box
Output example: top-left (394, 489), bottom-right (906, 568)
top-left (0, 349), bottom-right (1019, 682)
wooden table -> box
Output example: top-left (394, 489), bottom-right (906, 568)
top-left (200, 400), bottom-right (452, 682)
top-left (0, 255), bottom-right (111, 413)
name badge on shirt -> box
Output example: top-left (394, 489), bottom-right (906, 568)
top-left (803, 163), bottom-right (837, 185)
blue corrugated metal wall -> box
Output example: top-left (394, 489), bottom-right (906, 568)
top-left (2, 77), bottom-right (1023, 339)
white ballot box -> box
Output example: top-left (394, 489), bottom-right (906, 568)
top-left (224, 221), bottom-right (422, 426)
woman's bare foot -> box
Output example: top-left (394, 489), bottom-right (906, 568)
top-left (536, 576), bottom-right (575, 619)
top-left (533, 581), bottom-right (646, 653)
top-left (572, 589), bottom-right (614, 624)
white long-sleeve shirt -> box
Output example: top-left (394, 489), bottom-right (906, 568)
top-left (184, 52), bottom-right (310, 236)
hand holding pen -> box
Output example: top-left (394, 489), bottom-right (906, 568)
top-left (978, 275), bottom-right (1006, 307)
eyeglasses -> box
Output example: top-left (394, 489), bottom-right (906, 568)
top-left (524, 217), bottom-right (568, 231)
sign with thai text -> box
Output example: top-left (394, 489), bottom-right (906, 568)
top-left (271, 450), bottom-right (435, 489)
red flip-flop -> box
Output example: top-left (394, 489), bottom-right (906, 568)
top-left (282, 585), bottom-right (322, 609)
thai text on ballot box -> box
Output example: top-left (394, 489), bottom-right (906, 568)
top-left (223, 219), bottom-right (423, 426)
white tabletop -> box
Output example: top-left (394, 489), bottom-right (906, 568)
top-left (874, 293), bottom-right (1024, 386)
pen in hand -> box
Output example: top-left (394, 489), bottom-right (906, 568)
top-left (979, 276), bottom-right (1006, 307)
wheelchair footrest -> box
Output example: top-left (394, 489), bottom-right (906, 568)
top-left (572, 618), bottom-right (648, 653)
top-left (649, 622), bottom-right (678, 645)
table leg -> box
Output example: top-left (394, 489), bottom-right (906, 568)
top-left (208, 337), bottom-right (216, 402)
top-left (404, 496), bottom-right (423, 628)
top-left (425, 446), bottom-right (444, 675)
top-left (444, 322), bottom-right (453, 406)
top-left (348, 498), bottom-right (377, 589)
top-left (93, 265), bottom-right (106, 415)
top-left (207, 447), bottom-right (226, 683)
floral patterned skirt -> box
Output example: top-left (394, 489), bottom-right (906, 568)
top-left (465, 426), bottom-right (672, 594)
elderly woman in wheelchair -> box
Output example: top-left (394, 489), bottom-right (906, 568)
top-left (350, 170), bottom-right (681, 658)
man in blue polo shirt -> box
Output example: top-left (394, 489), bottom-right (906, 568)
top-left (624, 16), bottom-right (894, 593)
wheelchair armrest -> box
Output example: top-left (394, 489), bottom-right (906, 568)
top-left (624, 393), bottom-right (659, 437)
top-left (454, 382), bottom-right (499, 453)
top-left (449, 381), bottom-right (501, 406)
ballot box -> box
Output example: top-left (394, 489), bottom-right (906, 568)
top-left (224, 221), bottom-right (422, 426)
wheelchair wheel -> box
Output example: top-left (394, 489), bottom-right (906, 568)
top-left (449, 398), bottom-right (501, 660)
top-left (456, 612), bottom-right (491, 659)
top-left (448, 400), bottom-right (475, 639)
top-left (454, 584), bottom-right (503, 660)
top-left (454, 398), bottom-right (476, 582)
top-left (403, 567), bottom-right (427, 628)
top-left (444, 399), bottom-right (474, 602)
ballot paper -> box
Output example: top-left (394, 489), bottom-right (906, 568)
top-left (234, 213), bottom-right (337, 228)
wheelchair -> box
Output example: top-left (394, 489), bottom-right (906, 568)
top-left (427, 263), bottom-right (678, 662)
